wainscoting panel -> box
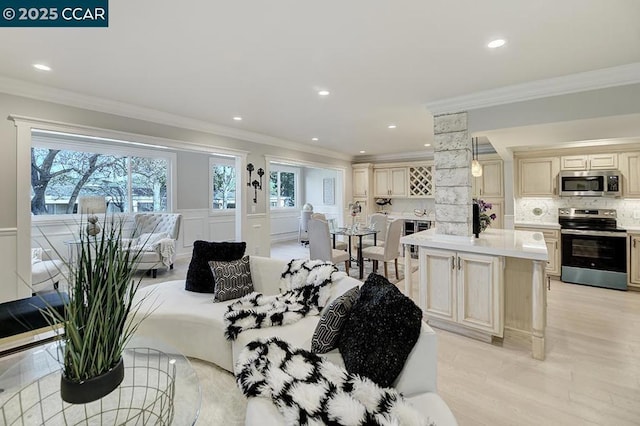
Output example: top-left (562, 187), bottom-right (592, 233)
top-left (270, 211), bottom-right (299, 243)
top-left (0, 228), bottom-right (19, 303)
top-left (176, 209), bottom-right (238, 257)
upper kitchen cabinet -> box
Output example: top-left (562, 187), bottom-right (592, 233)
top-left (408, 164), bottom-right (434, 198)
top-left (352, 164), bottom-right (371, 198)
top-left (620, 152), bottom-right (640, 197)
top-left (561, 153), bottom-right (618, 171)
top-left (473, 159), bottom-right (503, 198)
top-left (373, 167), bottom-right (407, 197)
top-left (517, 156), bottom-right (560, 197)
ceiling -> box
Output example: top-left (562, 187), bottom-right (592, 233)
top-left (1, 0), bottom-right (640, 159)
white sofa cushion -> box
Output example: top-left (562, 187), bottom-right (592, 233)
top-left (133, 280), bottom-right (237, 370)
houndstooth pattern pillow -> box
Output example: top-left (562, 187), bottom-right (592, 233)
top-left (210, 256), bottom-right (253, 302)
top-left (311, 286), bottom-right (360, 353)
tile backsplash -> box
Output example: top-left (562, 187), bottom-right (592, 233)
top-left (516, 197), bottom-right (640, 227)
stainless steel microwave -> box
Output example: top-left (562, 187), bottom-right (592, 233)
top-left (559, 170), bottom-right (621, 197)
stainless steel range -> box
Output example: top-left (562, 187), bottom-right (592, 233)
top-left (559, 208), bottom-right (627, 290)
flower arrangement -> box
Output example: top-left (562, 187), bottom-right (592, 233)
top-left (474, 199), bottom-right (497, 232)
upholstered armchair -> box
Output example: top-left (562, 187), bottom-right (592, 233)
top-left (127, 213), bottom-right (182, 278)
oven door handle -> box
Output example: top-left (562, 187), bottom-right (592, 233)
top-left (560, 229), bottom-right (627, 237)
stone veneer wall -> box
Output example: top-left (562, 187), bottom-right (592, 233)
top-left (433, 112), bottom-right (472, 237)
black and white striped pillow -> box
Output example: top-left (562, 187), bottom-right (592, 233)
top-left (210, 256), bottom-right (253, 302)
top-left (311, 286), bottom-right (360, 353)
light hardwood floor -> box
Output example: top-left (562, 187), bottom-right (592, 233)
top-left (4, 241), bottom-right (637, 425)
top-left (273, 239), bottom-right (640, 426)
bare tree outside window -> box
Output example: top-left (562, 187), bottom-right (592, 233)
top-left (30, 147), bottom-right (168, 215)
top-left (212, 164), bottom-right (236, 209)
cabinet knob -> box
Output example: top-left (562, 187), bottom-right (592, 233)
top-left (457, 257), bottom-right (461, 270)
top-left (451, 257), bottom-right (455, 270)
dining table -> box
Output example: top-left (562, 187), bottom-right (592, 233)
top-left (329, 227), bottom-right (378, 279)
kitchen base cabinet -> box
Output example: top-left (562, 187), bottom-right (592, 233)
top-left (421, 248), bottom-right (503, 338)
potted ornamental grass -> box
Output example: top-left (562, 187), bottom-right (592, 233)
top-left (43, 215), bottom-right (150, 404)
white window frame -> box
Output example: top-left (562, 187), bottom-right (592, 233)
top-left (209, 155), bottom-right (237, 215)
top-left (31, 132), bottom-right (176, 220)
top-left (269, 164), bottom-right (300, 211)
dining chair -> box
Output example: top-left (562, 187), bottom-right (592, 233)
top-left (308, 218), bottom-right (350, 274)
top-left (311, 213), bottom-right (347, 251)
top-left (361, 218), bottom-right (403, 279)
top-left (355, 213), bottom-right (388, 250)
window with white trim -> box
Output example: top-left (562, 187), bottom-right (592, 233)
top-left (31, 133), bottom-right (173, 215)
top-left (270, 165), bottom-right (298, 209)
top-left (209, 156), bottom-right (237, 211)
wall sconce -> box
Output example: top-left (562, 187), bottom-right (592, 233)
top-left (247, 163), bottom-right (265, 203)
top-left (471, 137), bottom-right (483, 177)
top-left (257, 168), bottom-right (265, 190)
top-left (246, 163), bottom-right (254, 187)
top-left (251, 180), bottom-right (260, 203)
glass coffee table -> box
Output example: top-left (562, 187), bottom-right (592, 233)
top-left (0, 336), bottom-right (200, 425)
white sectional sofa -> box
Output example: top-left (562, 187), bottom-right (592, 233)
top-left (132, 256), bottom-right (457, 425)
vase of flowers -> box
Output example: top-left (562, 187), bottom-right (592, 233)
top-left (473, 199), bottom-right (497, 237)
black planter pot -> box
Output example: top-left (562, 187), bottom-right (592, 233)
top-left (60, 358), bottom-right (125, 404)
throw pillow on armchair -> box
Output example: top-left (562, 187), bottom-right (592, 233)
top-left (185, 241), bottom-right (246, 293)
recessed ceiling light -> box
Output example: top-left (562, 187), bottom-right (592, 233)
top-left (317, 90), bottom-right (330, 96)
top-left (388, 124), bottom-right (397, 129)
top-left (359, 150), bottom-right (365, 154)
top-left (424, 144), bottom-right (431, 147)
top-left (233, 116), bottom-right (242, 121)
top-left (487, 39), bottom-right (506, 49)
top-left (311, 137), bottom-right (319, 141)
top-left (33, 63), bottom-right (51, 71)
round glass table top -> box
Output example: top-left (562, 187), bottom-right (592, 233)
top-left (0, 336), bottom-right (200, 425)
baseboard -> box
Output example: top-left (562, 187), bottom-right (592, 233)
top-left (427, 318), bottom-right (493, 343)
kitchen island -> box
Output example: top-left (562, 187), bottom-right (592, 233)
top-left (400, 228), bottom-right (549, 360)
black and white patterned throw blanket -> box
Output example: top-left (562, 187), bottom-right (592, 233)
top-left (235, 338), bottom-right (433, 426)
top-left (224, 259), bottom-right (345, 340)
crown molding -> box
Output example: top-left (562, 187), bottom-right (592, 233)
top-left (355, 150), bottom-right (433, 163)
top-left (425, 62), bottom-right (640, 115)
top-left (355, 143), bottom-right (496, 163)
top-left (0, 75), bottom-right (352, 162)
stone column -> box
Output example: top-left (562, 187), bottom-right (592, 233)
top-left (433, 112), bottom-right (472, 238)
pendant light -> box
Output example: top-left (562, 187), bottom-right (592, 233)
top-left (471, 137), bottom-right (483, 177)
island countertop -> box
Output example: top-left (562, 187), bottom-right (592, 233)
top-left (400, 228), bottom-right (548, 261)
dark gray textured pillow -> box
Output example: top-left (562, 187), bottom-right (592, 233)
top-left (311, 286), bottom-right (360, 354)
top-left (338, 273), bottom-right (422, 388)
top-left (210, 256), bottom-right (253, 302)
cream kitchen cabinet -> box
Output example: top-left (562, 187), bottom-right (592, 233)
top-left (473, 159), bottom-right (503, 198)
top-left (482, 198), bottom-right (504, 230)
top-left (515, 226), bottom-right (560, 276)
top-left (518, 156), bottom-right (560, 197)
top-left (422, 248), bottom-right (503, 336)
top-left (373, 167), bottom-right (407, 197)
top-left (561, 153), bottom-right (618, 171)
top-left (630, 233), bottom-right (640, 290)
top-left (620, 152), bottom-right (640, 198)
top-left (352, 164), bottom-right (371, 198)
